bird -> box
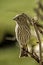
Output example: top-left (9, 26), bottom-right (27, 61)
top-left (13, 13), bottom-right (32, 57)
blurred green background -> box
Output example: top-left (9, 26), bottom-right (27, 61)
top-left (0, 0), bottom-right (41, 65)
top-left (0, 0), bottom-right (37, 42)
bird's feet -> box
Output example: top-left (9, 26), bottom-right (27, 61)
top-left (19, 47), bottom-right (29, 58)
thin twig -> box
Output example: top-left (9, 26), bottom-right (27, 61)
top-left (35, 22), bottom-right (43, 29)
top-left (37, 26), bottom-right (43, 35)
top-left (34, 8), bottom-right (43, 20)
top-left (38, 0), bottom-right (43, 11)
top-left (33, 21), bottom-right (42, 65)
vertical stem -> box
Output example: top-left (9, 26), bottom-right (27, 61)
top-left (33, 21), bottom-right (42, 65)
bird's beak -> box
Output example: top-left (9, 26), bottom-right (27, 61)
top-left (13, 17), bottom-right (16, 20)
top-left (36, 42), bottom-right (39, 43)
top-left (13, 14), bottom-right (19, 20)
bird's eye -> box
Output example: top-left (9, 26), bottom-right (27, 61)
top-left (17, 17), bottom-right (19, 20)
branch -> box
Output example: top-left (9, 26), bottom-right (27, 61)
top-left (34, 8), bottom-right (43, 20)
top-left (27, 51), bottom-right (39, 62)
top-left (35, 22), bottom-right (43, 29)
top-left (32, 19), bottom-right (42, 65)
top-left (26, 50), bottom-right (43, 65)
top-left (37, 26), bottom-right (43, 35)
top-left (38, 1), bottom-right (43, 11)
top-left (34, 8), bottom-right (39, 17)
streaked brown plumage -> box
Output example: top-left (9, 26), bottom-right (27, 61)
top-left (13, 13), bottom-right (31, 57)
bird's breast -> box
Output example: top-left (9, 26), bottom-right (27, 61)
top-left (15, 23), bottom-right (30, 44)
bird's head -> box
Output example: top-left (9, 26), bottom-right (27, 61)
top-left (13, 13), bottom-right (27, 25)
top-left (13, 14), bottom-right (20, 21)
top-left (13, 13), bottom-right (26, 20)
